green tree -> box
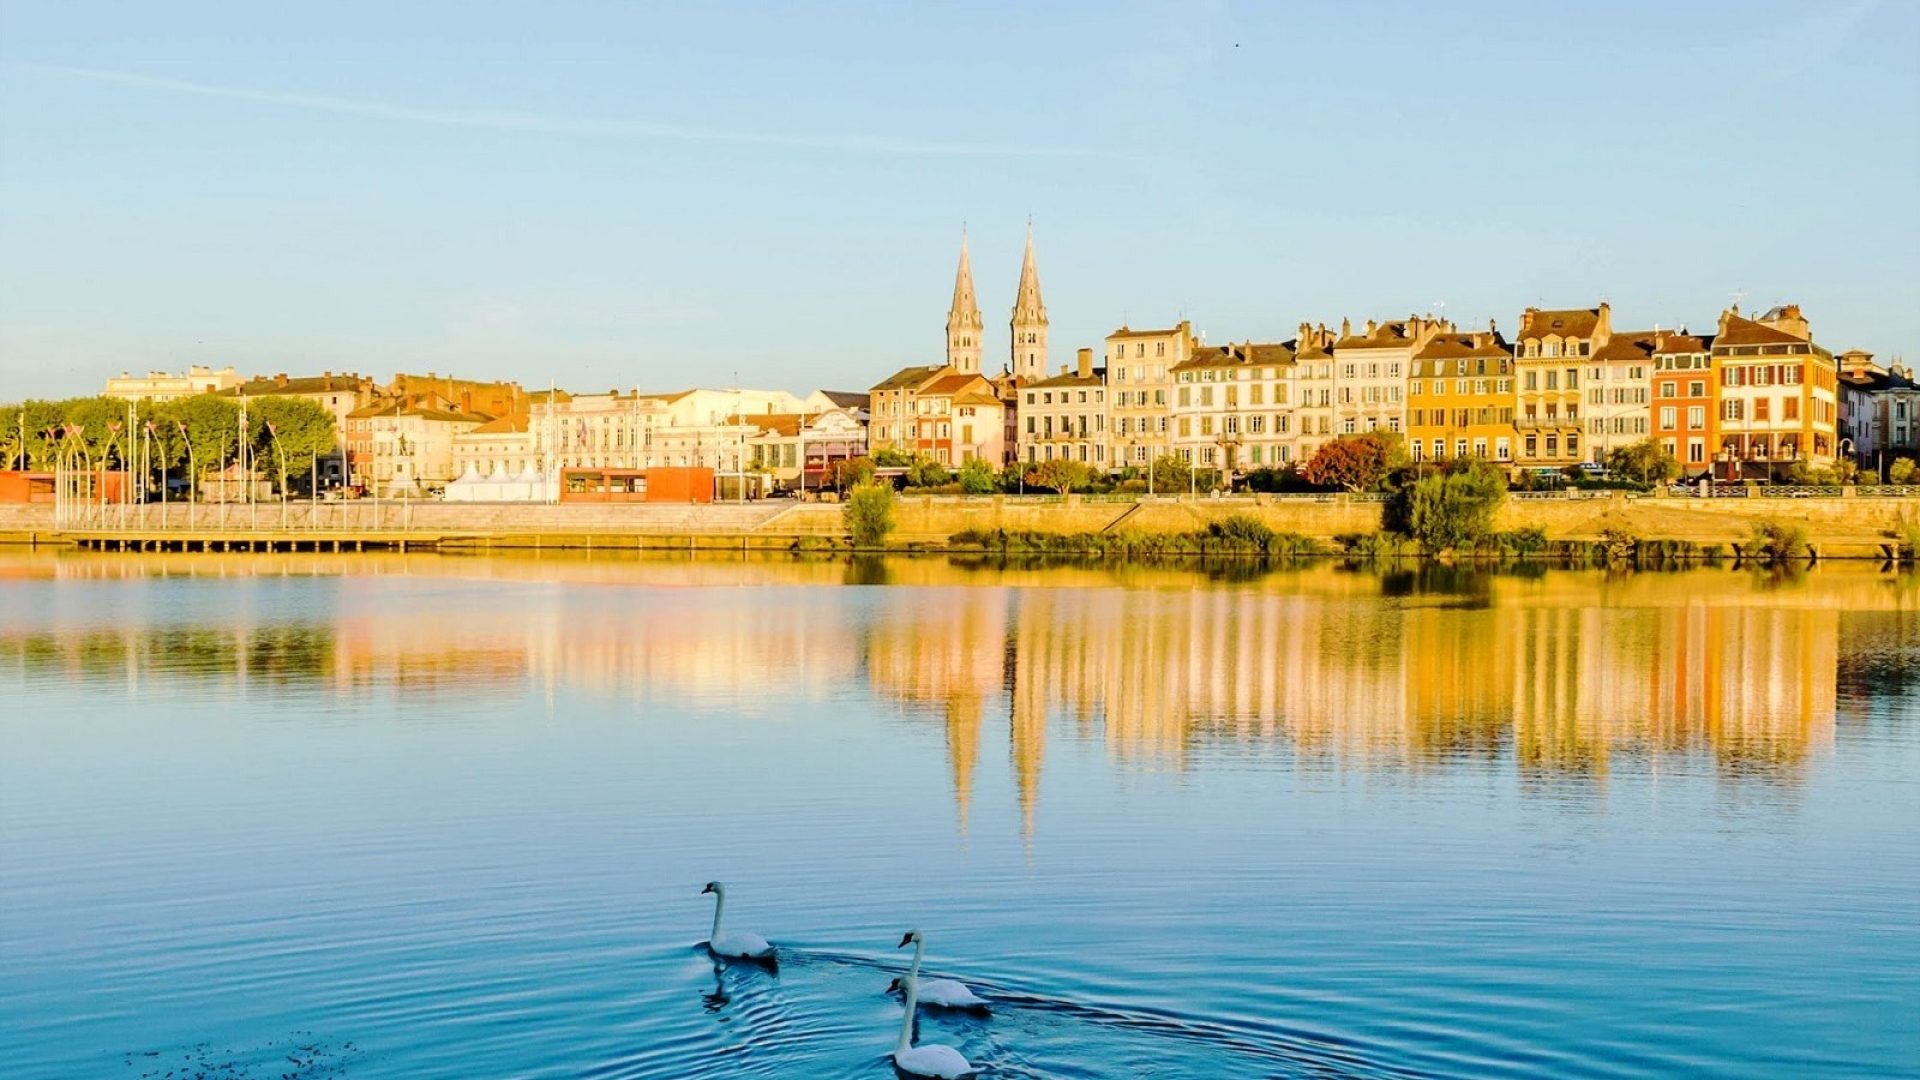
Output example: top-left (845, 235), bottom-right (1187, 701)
top-left (1393, 460), bottom-right (1508, 553)
top-left (1605, 437), bottom-right (1680, 486)
top-left (1026, 457), bottom-right (1094, 493)
top-left (871, 447), bottom-right (914, 467)
top-left (957, 457), bottom-right (997, 494)
top-left (844, 480), bottom-right (896, 548)
top-left (1890, 457), bottom-right (1917, 486)
top-left (1303, 432), bottom-right (1403, 492)
top-left (250, 396), bottom-right (337, 493)
top-left (906, 457), bottom-right (951, 488)
top-left (164, 394), bottom-right (244, 491)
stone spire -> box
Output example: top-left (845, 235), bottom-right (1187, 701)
top-left (1010, 220), bottom-right (1049, 381)
top-left (946, 228), bottom-right (983, 374)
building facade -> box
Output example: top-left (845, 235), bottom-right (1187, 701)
top-left (1651, 332), bottom-right (1716, 474)
top-left (1105, 321), bottom-right (1193, 471)
top-left (1170, 342), bottom-right (1299, 475)
top-left (1515, 304), bottom-right (1609, 469)
top-left (1019, 349), bottom-right (1107, 467)
top-left (104, 365), bottom-right (243, 402)
top-left (1710, 305), bottom-right (1838, 476)
top-left (1585, 330), bottom-right (1656, 463)
top-left (1407, 328), bottom-right (1514, 464)
top-left (1330, 316), bottom-right (1437, 438)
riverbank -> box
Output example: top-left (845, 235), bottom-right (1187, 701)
top-left (3, 490), bottom-right (1916, 558)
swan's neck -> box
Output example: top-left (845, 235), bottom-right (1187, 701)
top-left (908, 936), bottom-right (924, 981)
top-left (896, 977), bottom-right (917, 1054)
top-left (709, 890), bottom-right (725, 942)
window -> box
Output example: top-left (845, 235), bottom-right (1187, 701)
top-left (1784, 397), bottom-right (1799, 421)
top-left (1660, 406), bottom-right (1677, 429)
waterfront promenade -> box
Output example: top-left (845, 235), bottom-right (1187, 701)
top-left (2, 489), bottom-right (1916, 557)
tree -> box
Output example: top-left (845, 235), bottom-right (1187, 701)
top-left (871, 447), bottom-right (914, 467)
top-left (1891, 457), bottom-right (1917, 486)
top-left (1303, 433), bottom-right (1402, 492)
top-left (1396, 460), bottom-right (1508, 553)
top-left (1026, 457), bottom-right (1094, 493)
top-left (832, 456), bottom-right (876, 491)
top-left (905, 457), bottom-right (950, 488)
top-left (1605, 437), bottom-right (1680, 486)
top-left (957, 457), bottom-right (997, 494)
top-left (166, 394), bottom-right (243, 483)
top-left (844, 481), bottom-right (896, 547)
top-left (250, 396), bottom-right (337, 493)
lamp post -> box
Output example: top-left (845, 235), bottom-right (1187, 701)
top-left (266, 421), bottom-right (289, 530)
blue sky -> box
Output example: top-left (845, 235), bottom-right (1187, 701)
top-left (1, 0), bottom-right (1915, 399)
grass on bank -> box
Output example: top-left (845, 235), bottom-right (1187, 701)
top-left (951, 514), bottom-right (1321, 557)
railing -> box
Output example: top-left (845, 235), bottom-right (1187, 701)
top-left (1757, 485), bottom-right (1846, 498)
top-left (1858, 485), bottom-right (1920, 497)
top-left (51, 500), bottom-right (423, 532)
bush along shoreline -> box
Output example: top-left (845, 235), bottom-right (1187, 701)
top-left (949, 515), bottom-right (1321, 557)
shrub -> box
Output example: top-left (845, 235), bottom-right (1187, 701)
top-left (957, 458), bottom-right (997, 495)
top-left (1893, 520), bottom-right (1920, 563)
top-left (831, 456), bottom-right (875, 491)
top-left (1303, 432), bottom-right (1404, 492)
top-left (1476, 526), bottom-right (1548, 558)
top-left (1891, 457), bottom-right (1917, 486)
top-left (1597, 526), bottom-right (1639, 563)
top-left (871, 447), bottom-right (914, 468)
top-left (1391, 460), bottom-right (1507, 553)
top-left (1335, 531), bottom-right (1413, 559)
top-left (844, 481), bottom-right (896, 548)
top-left (1605, 438), bottom-right (1680, 487)
top-left (1026, 457), bottom-right (1095, 494)
top-left (1746, 520), bottom-right (1809, 564)
top-left (906, 458), bottom-right (951, 488)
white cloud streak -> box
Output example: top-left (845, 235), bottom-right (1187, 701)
top-left (3, 62), bottom-right (1123, 159)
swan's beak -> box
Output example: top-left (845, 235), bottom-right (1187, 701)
top-left (700, 884), bottom-right (714, 895)
top-left (897, 933), bottom-right (913, 948)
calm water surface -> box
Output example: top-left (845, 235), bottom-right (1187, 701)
top-left (1, 553), bottom-right (1916, 1079)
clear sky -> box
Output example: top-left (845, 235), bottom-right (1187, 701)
top-left (1, 0), bottom-right (1915, 399)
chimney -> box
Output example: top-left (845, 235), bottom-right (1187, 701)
top-left (461, 390), bottom-right (473, 414)
top-left (1364, 318), bottom-right (1377, 337)
top-left (1340, 317), bottom-right (1351, 339)
top-left (1076, 347), bottom-right (1092, 379)
top-left (275, 372), bottom-right (288, 387)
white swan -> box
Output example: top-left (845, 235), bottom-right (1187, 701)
top-left (700, 881), bottom-right (773, 961)
top-left (893, 929), bottom-right (989, 1010)
top-left (891, 974), bottom-right (976, 1079)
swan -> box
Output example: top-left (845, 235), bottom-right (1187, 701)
top-left (891, 974), bottom-right (976, 1079)
top-left (893, 930), bottom-right (989, 1010)
top-left (700, 881), bottom-right (773, 961)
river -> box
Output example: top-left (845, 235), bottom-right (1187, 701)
top-left (1, 552), bottom-right (1915, 1078)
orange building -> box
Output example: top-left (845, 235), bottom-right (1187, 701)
top-left (1650, 331), bottom-right (1716, 474)
top-left (1407, 327), bottom-right (1515, 464)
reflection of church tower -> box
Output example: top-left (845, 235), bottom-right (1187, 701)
top-left (1009, 221), bottom-right (1048, 381)
top-left (946, 230), bottom-right (983, 374)
top-left (946, 697), bottom-right (979, 835)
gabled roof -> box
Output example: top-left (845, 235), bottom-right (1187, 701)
top-left (734, 412), bottom-right (804, 437)
top-left (466, 414), bottom-right (529, 435)
top-left (1652, 333), bottom-right (1714, 354)
top-left (1715, 311), bottom-right (1808, 348)
top-left (922, 372), bottom-right (989, 396)
top-left (1107, 324), bottom-right (1187, 339)
top-left (869, 365), bottom-right (946, 392)
top-left (1414, 333), bottom-right (1511, 361)
top-left (816, 390), bottom-right (868, 409)
top-left (951, 390), bottom-right (1003, 407)
top-left (1592, 330), bottom-right (1659, 364)
top-left (1519, 307), bottom-right (1602, 341)
top-left (1335, 321), bottom-right (1420, 349)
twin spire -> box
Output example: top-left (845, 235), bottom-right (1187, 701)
top-left (946, 223), bottom-right (1048, 380)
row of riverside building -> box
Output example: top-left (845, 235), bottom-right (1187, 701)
top-left (867, 229), bottom-right (1918, 481)
top-left (98, 227), bottom-right (1917, 497)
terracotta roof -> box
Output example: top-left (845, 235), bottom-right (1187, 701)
top-left (1414, 333), bottom-right (1511, 361)
top-left (951, 390), bottom-right (1003, 407)
top-left (1652, 333), bottom-right (1714, 354)
top-left (466, 414), bottom-right (529, 435)
top-left (869, 365), bottom-right (945, 392)
top-left (730, 412), bottom-right (803, 437)
top-left (921, 372), bottom-right (987, 396)
top-left (1289, 337), bottom-right (1334, 360)
top-left (1592, 330), bottom-right (1659, 364)
top-left (1715, 311), bottom-right (1808, 348)
top-left (1519, 307), bottom-right (1602, 341)
top-left (1244, 343), bottom-right (1296, 365)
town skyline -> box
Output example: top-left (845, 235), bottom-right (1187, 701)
top-left (3, 2), bottom-right (1917, 400)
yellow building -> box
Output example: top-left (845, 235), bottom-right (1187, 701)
top-left (1019, 348), bottom-right (1108, 468)
top-left (1515, 303), bottom-right (1609, 469)
top-left (1407, 327), bottom-right (1515, 464)
top-left (1105, 320), bottom-right (1194, 471)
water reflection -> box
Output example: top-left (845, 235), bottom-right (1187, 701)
top-left (0, 553), bottom-right (1905, 838)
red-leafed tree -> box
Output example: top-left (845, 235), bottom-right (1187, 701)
top-left (1302, 433), bottom-right (1401, 492)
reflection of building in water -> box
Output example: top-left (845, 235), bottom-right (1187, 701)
top-left (863, 588), bottom-right (1011, 832)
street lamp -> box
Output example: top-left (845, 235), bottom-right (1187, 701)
top-left (265, 421), bottom-right (289, 529)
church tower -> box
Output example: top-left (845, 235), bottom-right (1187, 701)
top-left (946, 229), bottom-right (983, 374)
top-left (1009, 221), bottom-right (1048, 381)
